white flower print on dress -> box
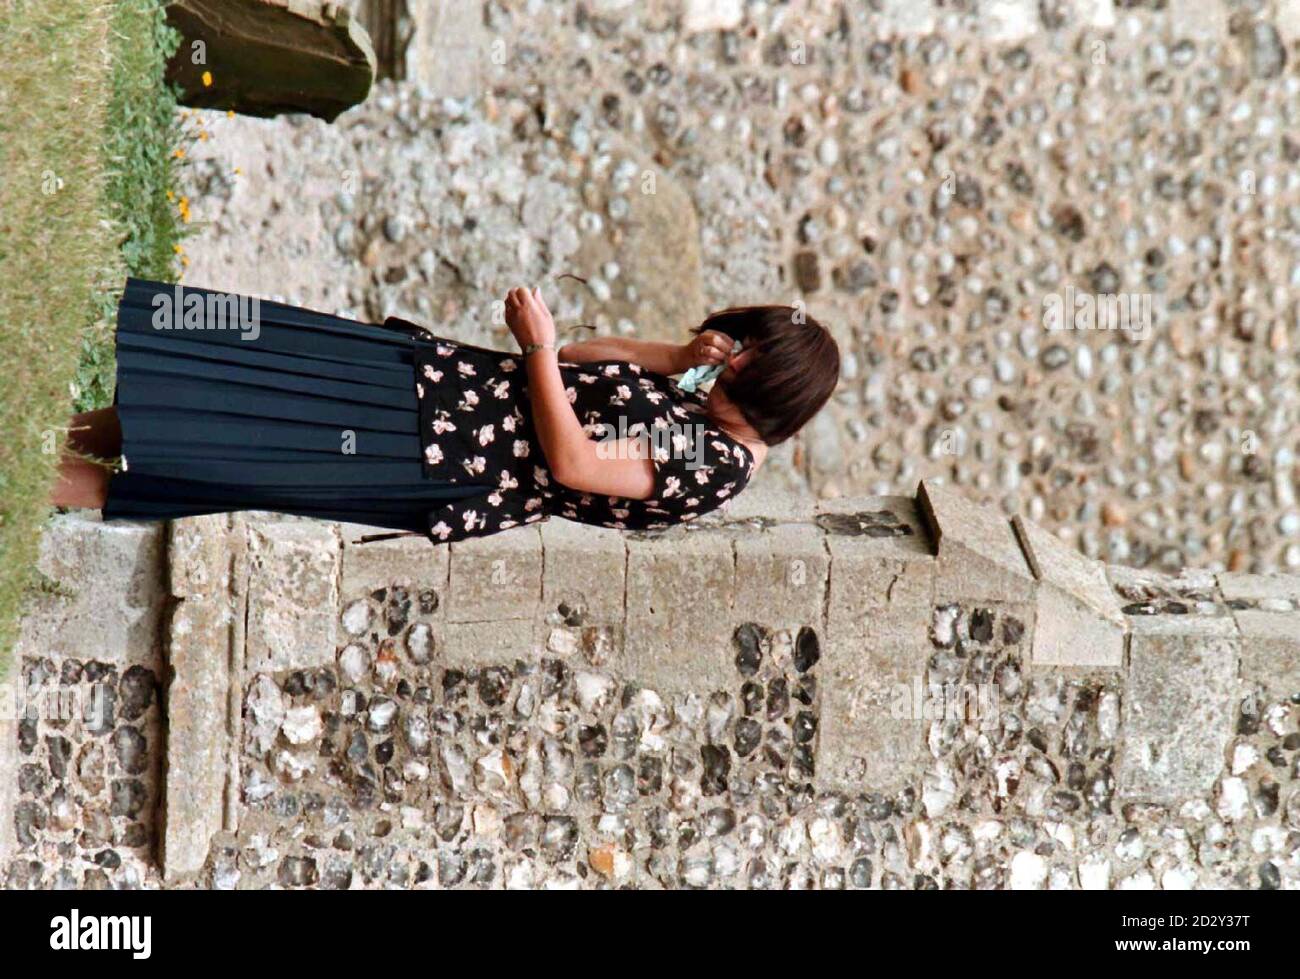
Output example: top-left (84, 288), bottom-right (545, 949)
top-left (477, 424), bottom-right (495, 446)
top-left (462, 455), bottom-right (486, 476)
top-left (457, 361), bottom-right (476, 376)
top-left (425, 444), bottom-right (443, 465)
top-left (422, 365), bottom-right (443, 382)
top-left (431, 417), bottom-right (457, 435)
top-left (513, 440), bottom-right (530, 458)
top-left (491, 380), bottom-right (510, 399)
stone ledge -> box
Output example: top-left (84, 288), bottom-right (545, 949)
top-left (13, 486), bottom-right (1300, 888)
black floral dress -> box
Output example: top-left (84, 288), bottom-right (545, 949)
top-left (386, 316), bottom-right (758, 544)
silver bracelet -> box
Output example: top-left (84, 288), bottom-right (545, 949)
top-left (522, 342), bottom-right (555, 357)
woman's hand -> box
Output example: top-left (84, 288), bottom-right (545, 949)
top-left (678, 329), bottom-right (734, 373)
top-left (504, 287), bottom-right (557, 349)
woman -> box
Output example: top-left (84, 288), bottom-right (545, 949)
top-left (53, 278), bottom-right (839, 544)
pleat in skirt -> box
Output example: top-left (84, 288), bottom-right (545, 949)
top-left (102, 277), bottom-right (491, 533)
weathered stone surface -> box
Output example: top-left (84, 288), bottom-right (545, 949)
top-left (734, 523), bottom-right (827, 630)
top-left (1117, 632), bottom-right (1238, 802)
top-left (819, 609), bottom-right (927, 792)
top-left (447, 525), bottom-right (542, 623)
top-left (14, 515), bottom-right (165, 666)
top-left (1217, 572), bottom-right (1300, 606)
top-left (169, 515), bottom-right (231, 598)
top-left (540, 520), bottom-right (625, 624)
top-left (339, 527), bottom-right (449, 615)
top-left (571, 140), bottom-right (705, 343)
top-left (164, 0), bottom-right (376, 122)
top-left (1124, 613), bottom-right (1238, 638)
top-left (162, 598), bottom-right (234, 880)
top-left (406, 0), bottom-right (490, 99)
top-left (624, 532), bottom-right (734, 692)
top-left (720, 485), bottom-right (817, 524)
top-left (918, 480), bottom-right (1035, 604)
top-left (0, 714), bottom-right (15, 870)
top-left (1013, 516), bottom-right (1125, 669)
top-left (682, 0), bottom-right (743, 33)
top-left (1232, 610), bottom-right (1300, 693)
top-left (244, 521), bottom-right (339, 671)
top-left (821, 496), bottom-right (934, 640)
top-left (438, 619), bottom-right (537, 669)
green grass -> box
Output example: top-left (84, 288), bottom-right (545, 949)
top-left (81, 0), bottom-right (189, 411)
top-left (0, 0), bottom-right (187, 675)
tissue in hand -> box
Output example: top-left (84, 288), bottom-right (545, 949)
top-left (676, 339), bottom-right (742, 393)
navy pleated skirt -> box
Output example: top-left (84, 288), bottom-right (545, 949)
top-left (102, 278), bottom-right (491, 533)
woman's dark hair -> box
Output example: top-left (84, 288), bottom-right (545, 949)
top-left (690, 305), bottom-right (840, 445)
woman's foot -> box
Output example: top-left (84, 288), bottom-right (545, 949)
top-left (51, 455), bottom-right (111, 509)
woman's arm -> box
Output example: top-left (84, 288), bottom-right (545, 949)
top-left (557, 335), bottom-right (688, 375)
top-left (507, 288), bottom-right (657, 499)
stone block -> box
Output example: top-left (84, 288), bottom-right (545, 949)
top-left (407, 0), bottom-right (490, 99)
top-left (624, 532), bottom-right (735, 694)
top-left (164, 0), bottom-right (376, 122)
top-left (733, 523), bottom-right (828, 630)
top-left (1217, 572), bottom-right (1300, 607)
top-left (818, 608), bottom-right (928, 792)
top-left (162, 598), bottom-right (234, 881)
top-left (917, 480), bottom-right (1036, 605)
top-left (244, 521), bottom-right (340, 672)
top-left (1117, 632), bottom-right (1238, 803)
top-left (0, 714), bottom-right (15, 869)
top-left (448, 525), bottom-right (542, 623)
top-left (720, 484), bottom-right (818, 524)
top-left (1124, 613), bottom-right (1238, 639)
top-left (438, 619), bottom-right (538, 670)
top-left (682, 0), bottom-right (743, 33)
top-left (15, 515), bottom-right (165, 667)
top-left (1232, 610), bottom-right (1300, 694)
top-left (168, 514), bottom-right (231, 598)
top-left (340, 527), bottom-right (450, 615)
top-left (825, 545), bottom-right (934, 639)
top-left (1167, 0), bottom-right (1228, 41)
top-left (1013, 516), bottom-right (1126, 669)
top-left (540, 519), bottom-right (626, 624)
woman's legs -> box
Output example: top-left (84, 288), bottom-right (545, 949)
top-left (49, 407), bottom-right (121, 509)
top-left (51, 457), bottom-right (111, 508)
top-left (66, 407), bottom-right (122, 458)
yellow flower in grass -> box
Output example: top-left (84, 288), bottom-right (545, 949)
top-left (173, 148), bottom-right (185, 160)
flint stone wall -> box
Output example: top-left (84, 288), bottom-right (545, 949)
top-left (4, 480), bottom-right (1299, 889)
